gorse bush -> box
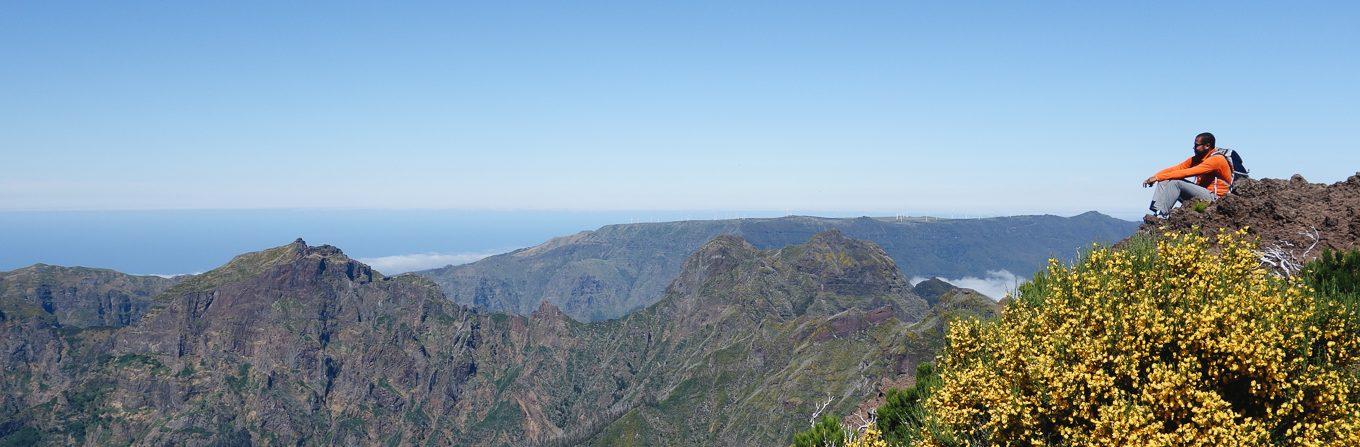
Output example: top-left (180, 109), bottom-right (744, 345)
top-left (920, 230), bottom-right (1360, 446)
top-left (847, 426), bottom-right (891, 447)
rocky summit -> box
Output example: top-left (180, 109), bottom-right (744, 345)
top-left (0, 231), bottom-right (994, 446)
top-left (1144, 173), bottom-right (1360, 272)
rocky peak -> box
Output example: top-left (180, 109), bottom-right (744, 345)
top-left (657, 232), bottom-right (927, 324)
top-left (532, 300), bottom-right (566, 320)
top-left (693, 234), bottom-right (759, 261)
top-left (912, 277), bottom-right (958, 307)
top-left (781, 230), bottom-right (909, 299)
top-left (666, 234), bottom-right (759, 295)
top-left (805, 228), bottom-right (854, 245)
top-left (166, 238), bottom-right (377, 296)
top-left (795, 230), bottom-right (891, 264)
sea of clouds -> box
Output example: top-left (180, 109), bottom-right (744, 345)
top-left (911, 270), bottom-right (1024, 300)
top-left (357, 251), bottom-right (504, 274)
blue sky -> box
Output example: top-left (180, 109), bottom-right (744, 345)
top-left (3, 1), bottom-right (1357, 216)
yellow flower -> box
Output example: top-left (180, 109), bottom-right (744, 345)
top-left (918, 230), bottom-right (1360, 446)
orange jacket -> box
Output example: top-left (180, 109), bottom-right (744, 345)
top-left (1154, 152), bottom-right (1234, 197)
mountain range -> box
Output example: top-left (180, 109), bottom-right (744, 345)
top-left (416, 213), bottom-right (1136, 321)
top-left (0, 229), bottom-right (996, 446)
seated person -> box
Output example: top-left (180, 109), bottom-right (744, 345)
top-left (1142, 132), bottom-right (1233, 222)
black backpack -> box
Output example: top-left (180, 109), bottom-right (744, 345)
top-left (1214, 147), bottom-right (1250, 190)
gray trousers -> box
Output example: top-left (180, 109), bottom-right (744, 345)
top-left (1149, 180), bottom-right (1216, 216)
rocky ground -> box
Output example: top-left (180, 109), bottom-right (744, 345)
top-left (1144, 173), bottom-right (1360, 272)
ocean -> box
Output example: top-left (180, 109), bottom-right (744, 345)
top-left (0, 209), bottom-right (819, 275)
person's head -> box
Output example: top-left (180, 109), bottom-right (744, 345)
top-left (1194, 132), bottom-right (1216, 155)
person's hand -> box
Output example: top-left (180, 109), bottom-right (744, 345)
top-left (1143, 176), bottom-right (1157, 187)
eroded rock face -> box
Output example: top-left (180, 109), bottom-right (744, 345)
top-left (1146, 173), bottom-right (1360, 264)
top-left (1, 233), bottom-right (949, 446)
top-left (0, 265), bottom-right (176, 329)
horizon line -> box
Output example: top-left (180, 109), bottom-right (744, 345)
top-left (0, 205), bottom-right (1136, 218)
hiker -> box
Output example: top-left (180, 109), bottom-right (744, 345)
top-left (1142, 132), bottom-right (1235, 222)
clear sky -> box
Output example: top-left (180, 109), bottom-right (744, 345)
top-left (3, 1), bottom-right (1357, 217)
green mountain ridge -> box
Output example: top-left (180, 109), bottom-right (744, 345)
top-left (417, 212), bottom-right (1136, 321)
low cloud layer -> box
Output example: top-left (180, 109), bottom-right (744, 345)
top-left (358, 251), bottom-right (502, 274)
top-left (139, 272), bottom-right (201, 278)
top-left (911, 270), bottom-right (1024, 300)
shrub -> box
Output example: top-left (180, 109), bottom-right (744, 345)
top-left (792, 414), bottom-right (896, 447)
top-left (920, 230), bottom-right (1360, 446)
top-left (793, 415), bottom-right (848, 447)
top-left (876, 363), bottom-right (940, 446)
top-left (1305, 248), bottom-right (1360, 309)
top-left (847, 426), bottom-right (890, 447)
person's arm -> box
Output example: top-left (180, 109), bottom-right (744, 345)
top-left (1154, 157), bottom-right (1193, 177)
top-left (1144, 157), bottom-right (1193, 186)
top-left (1154, 156), bottom-right (1228, 181)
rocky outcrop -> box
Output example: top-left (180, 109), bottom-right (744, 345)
top-left (1144, 173), bottom-right (1360, 269)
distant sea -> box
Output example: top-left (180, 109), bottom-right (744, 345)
top-left (0, 209), bottom-right (919, 275)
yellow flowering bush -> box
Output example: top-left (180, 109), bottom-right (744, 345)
top-left (847, 426), bottom-right (891, 447)
top-left (920, 230), bottom-right (1360, 446)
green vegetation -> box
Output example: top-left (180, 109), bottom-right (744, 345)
top-left (784, 232), bottom-right (1360, 446)
top-left (0, 427), bottom-right (41, 447)
top-left (919, 230), bottom-right (1360, 445)
top-left (875, 363), bottom-right (939, 446)
top-left (164, 243), bottom-right (300, 294)
top-left (1305, 248), bottom-right (1360, 308)
top-left (225, 363), bottom-right (252, 393)
top-left (792, 415), bottom-right (848, 447)
top-left (112, 353), bottom-right (168, 375)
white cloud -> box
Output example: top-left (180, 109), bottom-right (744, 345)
top-left (357, 251), bottom-right (502, 274)
top-left (910, 270), bottom-right (1024, 301)
top-left (137, 272), bottom-right (200, 278)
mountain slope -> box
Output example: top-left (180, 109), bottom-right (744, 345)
top-left (418, 213), bottom-right (1136, 321)
top-left (568, 230), bottom-right (932, 446)
top-left (0, 232), bottom-right (959, 446)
